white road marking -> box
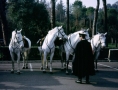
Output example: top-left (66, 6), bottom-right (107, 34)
top-left (29, 63), bottom-right (33, 71)
top-left (68, 64), bottom-right (72, 68)
top-left (98, 63), bottom-right (118, 71)
top-left (68, 63), bottom-right (118, 71)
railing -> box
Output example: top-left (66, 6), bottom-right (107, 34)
top-left (0, 46), bottom-right (118, 61)
top-left (108, 49), bottom-right (118, 62)
top-left (0, 46), bottom-right (61, 60)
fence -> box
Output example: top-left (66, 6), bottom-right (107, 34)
top-left (0, 46), bottom-right (61, 60)
top-left (0, 46), bottom-right (118, 62)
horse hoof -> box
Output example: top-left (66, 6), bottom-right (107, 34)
top-left (16, 72), bottom-right (21, 75)
top-left (11, 71), bottom-right (14, 74)
top-left (22, 67), bottom-right (25, 69)
top-left (61, 68), bottom-right (64, 71)
top-left (26, 67), bottom-right (28, 69)
top-left (95, 69), bottom-right (99, 72)
top-left (66, 72), bottom-right (69, 75)
top-left (40, 67), bottom-right (43, 70)
top-left (46, 66), bottom-right (49, 69)
top-left (50, 72), bottom-right (53, 74)
top-left (43, 71), bottom-right (46, 73)
top-left (71, 71), bottom-right (74, 75)
top-left (66, 73), bottom-right (69, 75)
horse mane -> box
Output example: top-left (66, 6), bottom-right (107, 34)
top-left (11, 31), bottom-right (16, 40)
top-left (48, 27), bottom-right (58, 35)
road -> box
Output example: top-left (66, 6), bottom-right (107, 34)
top-left (0, 60), bottom-right (118, 90)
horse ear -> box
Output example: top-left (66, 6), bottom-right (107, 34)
top-left (19, 29), bottom-right (22, 32)
top-left (58, 26), bottom-right (62, 29)
top-left (81, 28), bottom-right (83, 30)
top-left (87, 28), bottom-right (89, 31)
top-left (60, 26), bottom-right (62, 28)
top-left (15, 29), bottom-right (17, 33)
top-left (104, 32), bottom-right (107, 35)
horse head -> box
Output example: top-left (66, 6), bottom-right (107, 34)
top-left (57, 26), bottom-right (68, 40)
top-left (79, 29), bottom-right (90, 42)
top-left (12, 29), bottom-right (24, 48)
top-left (92, 32), bottom-right (107, 49)
top-left (99, 32), bottom-right (107, 48)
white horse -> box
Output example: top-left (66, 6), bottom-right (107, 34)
top-left (22, 36), bottom-right (31, 69)
top-left (38, 26), bottom-right (68, 73)
top-left (91, 32), bottom-right (107, 70)
top-left (37, 37), bottom-right (65, 69)
top-left (9, 29), bottom-right (24, 74)
top-left (60, 29), bottom-right (90, 74)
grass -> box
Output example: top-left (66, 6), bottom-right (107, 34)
top-left (108, 43), bottom-right (117, 48)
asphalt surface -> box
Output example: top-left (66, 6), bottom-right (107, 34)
top-left (0, 60), bottom-right (118, 90)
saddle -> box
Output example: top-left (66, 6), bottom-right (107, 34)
top-left (54, 37), bottom-right (65, 46)
top-left (23, 38), bottom-right (29, 48)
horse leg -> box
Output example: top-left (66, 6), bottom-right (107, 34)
top-left (25, 51), bottom-right (29, 69)
top-left (10, 52), bottom-right (15, 73)
top-left (49, 52), bottom-right (54, 73)
top-left (46, 58), bottom-right (48, 69)
top-left (95, 52), bottom-right (100, 71)
top-left (16, 52), bottom-right (21, 74)
top-left (22, 52), bottom-right (25, 69)
top-left (42, 52), bottom-right (47, 73)
top-left (41, 53), bottom-right (43, 70)
top-left (59, 46), bottom-right (63, 69)
top-left (95, 59), bottom-right (97, 70)
top-left (60, 50), bottom-right (64, 70)
top-left (71, 54), bottom-right (75, 74)
top-left (66, 53), bottom-right (69, 74)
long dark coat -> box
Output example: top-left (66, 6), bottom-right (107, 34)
top-left (72, 40), bottom-right (95, 78)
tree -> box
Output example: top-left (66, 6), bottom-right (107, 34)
top-left (56, 0), bottom-right (65, 23)
top-left (102, 0), bottom-right (107, 32)
top-left (0, 0), bottom-right (9, 45)
top-left (72, 0), bottom-right (83, 30)
top-left (66, 0), bottom-right (69, 34)
top-left (92, 0), bottom-right (99, 36)
top-left (7, 0), bottom-right (50, 44)
top-left (107, 9), bottom-right (118, 46)
top-left (102, 0), bottom-right (108, 46)
top-left (86, 7), bottom-right (94, 30)
top-left (51, 0), bottom-right (55, 28)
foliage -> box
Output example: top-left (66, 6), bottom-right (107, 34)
top-left (7, 0), bottom-right (50, 45)
top-left (5, 0), bottom-right (118, 47)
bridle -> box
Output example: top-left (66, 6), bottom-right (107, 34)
top-left (11, 32), bottom-right (23, 50)
top-left (15, 33), bottom-right (23, 44)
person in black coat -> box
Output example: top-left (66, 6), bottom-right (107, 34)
top-left (72, 31), bottom-right (95, 84)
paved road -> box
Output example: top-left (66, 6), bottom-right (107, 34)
top-left (0, 60), bottom-right (118, 90)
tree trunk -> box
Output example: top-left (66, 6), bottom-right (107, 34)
top-left (92, 0), bottom-right (99, 37)
top-left (102, 0), bottom-right (108, 47)
top-left (0, 0), bottom-right (8, 46)
top-left (0, 20), bottom-right (6, 45)
top-left (51, 0), bottom-right (55, 28)
top-left (66, 0), bottom-right (69, 34)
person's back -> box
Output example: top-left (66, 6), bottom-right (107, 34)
top-left (73, 32), bottom-right (95, 84)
